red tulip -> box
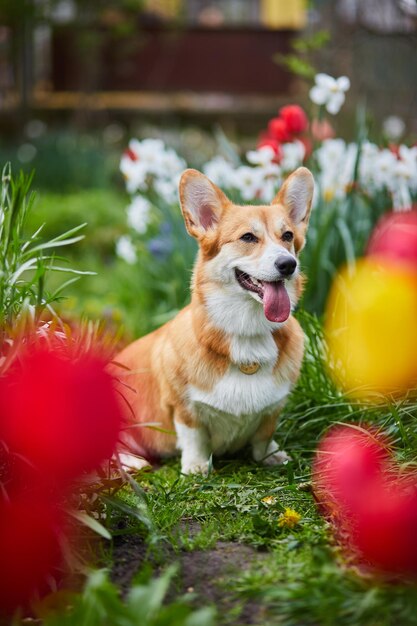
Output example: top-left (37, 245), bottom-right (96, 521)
top-left (367, 210), bottom-right (417, 270)
top-left (0, 493), bottom-right (64, 613)
top-left (268, 117), bottom-right (292, 143)
top-left (313, 426), bottom-right (417, 578)
top-left (312, 426), bottom-right (389, 517)
top-left (0, 341), bottom-right (123, 484)
top-left (354, 481), bottom-right (417, 576)
top-left (279, 105), bottom-right (308, 135)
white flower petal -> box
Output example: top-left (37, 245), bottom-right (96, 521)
top-left (127, 195), bottom-right (151, 234)
top-left (310, 85), bottom-right (328, 105)
top-left (326, 92), bottom-right (345, 115)
top-left (315, 73), bottom-right (335, 90)
top-left (337, 76), bottom-right (351, 92)
top-left (116, 236), bottom-right (137, 264)
top-left (246, 146), bottom-right (275, 166)
top-left (281, 141), bottom-right (305, 171)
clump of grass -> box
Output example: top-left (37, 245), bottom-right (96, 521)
top-left (0, 163), bottom-right (93, 328)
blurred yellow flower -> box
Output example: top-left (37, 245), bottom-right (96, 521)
top-left (261, 495), bottom-right (277, 506)
top-left (325, 259), bottom-right (417, 399)
top-left (278, 508), bottom-right (302, 529)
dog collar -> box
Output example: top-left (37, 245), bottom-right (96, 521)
top-left (239, 362), bottom-right (260, 375)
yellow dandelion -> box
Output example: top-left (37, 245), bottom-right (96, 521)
top-left (261, 495), bottom-right (277, 506)
top-left (278, 508), bottom-right (302, 529)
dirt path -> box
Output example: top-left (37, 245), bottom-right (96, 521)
top-left (111, 533), bottom-right (268, 625)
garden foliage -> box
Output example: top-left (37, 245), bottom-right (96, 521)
top-left (117, 86), bottom-right (417, 317)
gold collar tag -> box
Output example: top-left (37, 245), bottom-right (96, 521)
top-left (239, 362), bottom-right (260, 375)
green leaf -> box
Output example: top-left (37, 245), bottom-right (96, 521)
top-left (69, 510), bottom-right (112, 540)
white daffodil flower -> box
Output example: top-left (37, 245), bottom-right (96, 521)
top-left (154, 177), bottom-right (179, 204)
top-left (120, 155), bottom-right (147, 194)
top-left (203, 156), bottom-right (235, 189)
top-left (231, 166), bottom-right (264, 201)
top-left (310, 73), bottom-right (350, 115)
top-left (261, 174), bottom-right (282, 203)
top-left (281, 141), bottom-right (305, 172)
top-left (246, 146), bottom-right (276, 167)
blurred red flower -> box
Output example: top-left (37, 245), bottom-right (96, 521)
top-left (312, 426), bottom-right (389, 516)
top-left (313, 426), bottom-right (417, 578)
top-left (0, 341), bottom-right (123, 485)
top-left (268, 117), bottom-right (292, 143)
top-left (354, 482), bottom-right (417, 576)
top-left (367, 209), bottom-right (417, 270)
top-left (279, 105), bottom-right (308, 135)
top-left (257, 104), bottom-right (309, 164)
top-left (0, 493), bottom-right (64, 613)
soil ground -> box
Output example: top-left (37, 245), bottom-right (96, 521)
top-left (112, 530), bottom-right (268, 625)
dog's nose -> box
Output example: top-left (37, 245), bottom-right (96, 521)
top-left (275, 256), bottom-right (297, 277)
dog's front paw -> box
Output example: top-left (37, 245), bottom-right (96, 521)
top-left (252, 439), bottom-right (291, 466)
top-left (181, 458), bottom-right (210, 475)
top-left (263, 449), bottom-right (292, 466)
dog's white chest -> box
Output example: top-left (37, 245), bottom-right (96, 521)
top-left (188, 367), bottom-right (290, 454)
top-left (187, 331), bottom-right (290, 454)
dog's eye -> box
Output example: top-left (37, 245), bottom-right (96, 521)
top-left (240, 233), bottom-right (258, 243)
top-left (282, 231), bottom-right (294, 242)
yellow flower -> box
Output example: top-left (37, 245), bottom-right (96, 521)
top-left (261, 496), bottom-right (277, 506)
top-left (278, 508), bottom-right (302, 529)
top-left (325, 259), bottom-right (417, 399)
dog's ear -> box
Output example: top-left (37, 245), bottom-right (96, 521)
top-left (179, 169), bottom-right (228, 239)
top-left (274, 167), bottom-right (314, 226)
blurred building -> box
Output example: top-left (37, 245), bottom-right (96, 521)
top-left (1, 0), bottom-right (307, 123)
top-left (2, 0), bottom-right (416, 132)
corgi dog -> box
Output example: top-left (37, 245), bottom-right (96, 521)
top-left (116, 166), bottom-right (314, 474)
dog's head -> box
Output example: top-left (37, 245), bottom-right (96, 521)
top-left (179, 167), bottom-right (314, 332)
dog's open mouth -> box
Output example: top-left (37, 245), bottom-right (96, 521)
top-left (235, 269), bottom-right (291, 323)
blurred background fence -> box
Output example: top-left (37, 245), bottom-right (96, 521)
top-left (0, 0), bottom-right (416, 134)
top-left (0, 0), bottom-right (304, 132)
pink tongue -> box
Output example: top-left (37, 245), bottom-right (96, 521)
top-left (263, 281), bottom-right (291, 323)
